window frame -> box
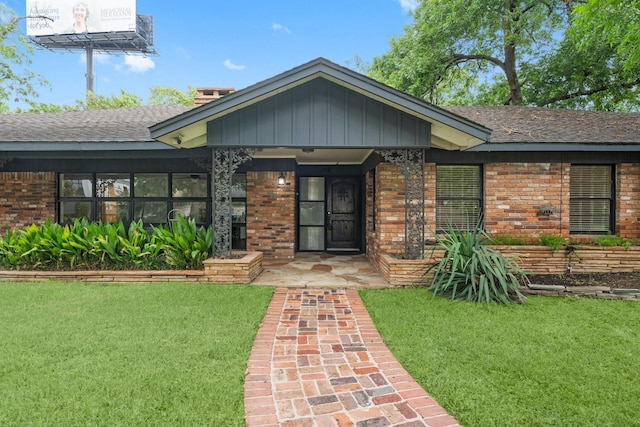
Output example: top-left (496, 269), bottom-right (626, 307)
top-left (231, 174), bottom-right (247, 250)
top-left (58, 172), bottom-right (211, 227)
top-left (569, 164), bottom-right (615, 235)
top-left (435, 164), bottom-right (483, 232)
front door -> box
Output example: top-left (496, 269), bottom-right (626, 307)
top-left (297, 176), bottom-right (362, 252)
top-left (326, 177), bottom-right (361, 251)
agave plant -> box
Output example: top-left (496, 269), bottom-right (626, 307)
top-left (425, 219), bottom-right (529, 304)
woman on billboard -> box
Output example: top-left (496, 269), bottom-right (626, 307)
top-left (64, 2), bottom-right (93, 34)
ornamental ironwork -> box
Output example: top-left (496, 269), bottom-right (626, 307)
top-left (377, 149), bottom-right (425, 259)
top-left (212, 148), bottom-right (253, 257)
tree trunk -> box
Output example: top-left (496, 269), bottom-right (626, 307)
top-left (502, 0), bottom-right (523, 105)
top-left (503, 43), bottom-right (523, 105)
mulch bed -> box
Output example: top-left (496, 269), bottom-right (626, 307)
top-left (528, 272), bottom-right (640, 290)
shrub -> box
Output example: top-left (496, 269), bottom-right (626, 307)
top-left (152, 215), bottom-right (214, 270)
top-left (424, 221), bottom-right (529, 304)
top-left (488, 235), bottom-right (526, 245)
top-left (538, 234), bottom-right (566, 250)
top-left (592, 235), bottom-right (631, 248)
top-left (0, 217), bottom-right (214, 271)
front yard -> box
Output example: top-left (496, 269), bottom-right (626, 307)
top-left (360, 288), bottom-right (640, 427)
top-left (0, 282), bottom-right (273, 426)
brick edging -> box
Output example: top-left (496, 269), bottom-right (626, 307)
top-left (244, 288), bottom-right (286, 427)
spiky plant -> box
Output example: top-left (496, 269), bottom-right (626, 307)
top-left (425, 220), bottom-right (529, 304)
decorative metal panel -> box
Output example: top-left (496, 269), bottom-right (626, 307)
top-left (378, 149), bottom-right (425, 260)
top-left (212, 148), bottom-right (253, 257)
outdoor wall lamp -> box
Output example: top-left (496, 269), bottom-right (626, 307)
top-left (277, 174), bottom-right (286, 185)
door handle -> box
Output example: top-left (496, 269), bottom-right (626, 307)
top-left (326, 211), bottom-right (332, 230)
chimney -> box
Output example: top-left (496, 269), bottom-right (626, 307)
top-left (195, 87), bottom-right (236, 106)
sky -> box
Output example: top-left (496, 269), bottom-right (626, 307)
top-left (6, 0), bottom-right (418, 107)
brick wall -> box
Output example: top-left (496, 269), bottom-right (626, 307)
top-left (365, 169), bottom-right (376, 261)
top-left (0, 172), bottom-right (56, 229)
top-left (371, 163), bottom-right (406, 260)
top-left (246, 171), bottom-right (295, 259)
top-left (618, 163), bottom-right (640, 240)
top-left (484, 163), bottom-right (570, 240)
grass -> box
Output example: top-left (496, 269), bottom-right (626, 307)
top-left (0, 282), bottom-right (274, 426)
top-left (360, 288), bottom-right (640, 427)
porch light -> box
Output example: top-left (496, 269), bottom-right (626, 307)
top-left (278, 174), bottom-right (286, 185)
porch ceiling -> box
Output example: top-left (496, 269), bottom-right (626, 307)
top-left (150, 58), bottom-right (491, 152)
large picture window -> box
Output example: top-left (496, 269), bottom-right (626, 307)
top-left (59, 173), bottom-right (210, 226)
top-left (436, 165), bottom-right (482, 231)
top-left (570, 165), bottom-right (614, 234)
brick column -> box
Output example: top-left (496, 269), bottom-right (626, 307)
top-left (618, 163), bottom-right (640, 240)
top-left (374, 163), bottom-right (405, 257)
top-left (246, 171), bottom-right (295, 259)
top-left (0, 172), bottom-right (56, 229)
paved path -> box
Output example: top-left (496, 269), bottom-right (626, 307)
top-left (244, 288), bottom-right (460, 427)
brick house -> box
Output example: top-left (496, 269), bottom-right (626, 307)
top-left (1, 58), bottom-right (639, 271)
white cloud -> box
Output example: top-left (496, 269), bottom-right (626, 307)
top-left (121, 55), bottom-right (156, 73)
top-left (272, 22), bottom-right (291, 34)
top-left (397, 0), bottom-right (419, 13)
top-left (224, 59), bottom-right (245, 71)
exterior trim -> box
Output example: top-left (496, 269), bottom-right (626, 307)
top-left (149, 58), bottom-right (491, 147)
top-left (468, 143), bottom-right (640, 152)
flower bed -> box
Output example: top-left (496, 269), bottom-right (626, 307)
top-left (0, 252), bottom-right (264, 284)
top-left (379, 246), bottom-right (640, 286)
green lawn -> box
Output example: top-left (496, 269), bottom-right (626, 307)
top-left (360, 289), bottom-right (640, 427)
top-left (0, 282), bottom-right (274, 427)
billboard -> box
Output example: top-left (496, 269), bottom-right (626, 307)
top-left (26, 0), bottom-right (137, 36)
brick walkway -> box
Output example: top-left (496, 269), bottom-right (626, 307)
top-left (244, 288), bottom-right (460, 427)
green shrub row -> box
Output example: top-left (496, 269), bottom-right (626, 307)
top-left (489, 233), bottom-right (639, 249)
top-left (0, 216), bottom-right (213, 271)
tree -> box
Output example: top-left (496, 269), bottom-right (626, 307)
top-left (571, 0), bottom-right (640, 72)
top-left (75, 90), bottom-right (143, 110)
top-left (21, 85), bottom-right (197, 113)
top-left (148, 85), bottom-right (197, 106)
top-left (0, 5), bottom-right (50, 113)
top-left (368, 0), bottom-right (639, 111)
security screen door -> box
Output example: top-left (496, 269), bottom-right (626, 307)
top-left (298, 176), bottom-right (361, 252)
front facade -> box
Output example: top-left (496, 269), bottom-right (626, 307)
top-left (2, 58), bottom-right (640, 271)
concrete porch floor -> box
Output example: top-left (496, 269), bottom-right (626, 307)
top-left (252, 253), bottom-right (391, 288)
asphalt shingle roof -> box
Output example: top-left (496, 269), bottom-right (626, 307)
top-left (0, 105), bottom-right (191, 143)
top-left (443, 106), bottom-right (640, 144)
top-left (1, 104), bottom-right (639, 146)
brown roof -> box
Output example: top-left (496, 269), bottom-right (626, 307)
top-left (0, 105), bottom-right (191, 143)
top-left (443, 106), bottom-right (640, 144)
top-left (1, 104), bottom-right (639, 146)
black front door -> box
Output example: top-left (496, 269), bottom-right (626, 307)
top-left (326, 177), bottom-right (361, 251)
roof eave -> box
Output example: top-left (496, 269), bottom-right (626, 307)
top-left (467, 143), bottom-right (640, 152)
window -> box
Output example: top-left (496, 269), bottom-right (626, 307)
top-left (436, 165), bottom-right (482, 231)
top-left (231, 174), bottom-right (247, 250)
top-left (570, 165), bottom-right (614, 234)
top-left (298, 177), bottom-right (325, 251)
top-left (58, 173), bottom-right (210, 226)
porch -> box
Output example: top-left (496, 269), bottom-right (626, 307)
top-left (252, 252), bottom-right (390, 288)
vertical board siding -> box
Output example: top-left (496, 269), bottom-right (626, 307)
top-left (207, 78), bottom-right (431, 148)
